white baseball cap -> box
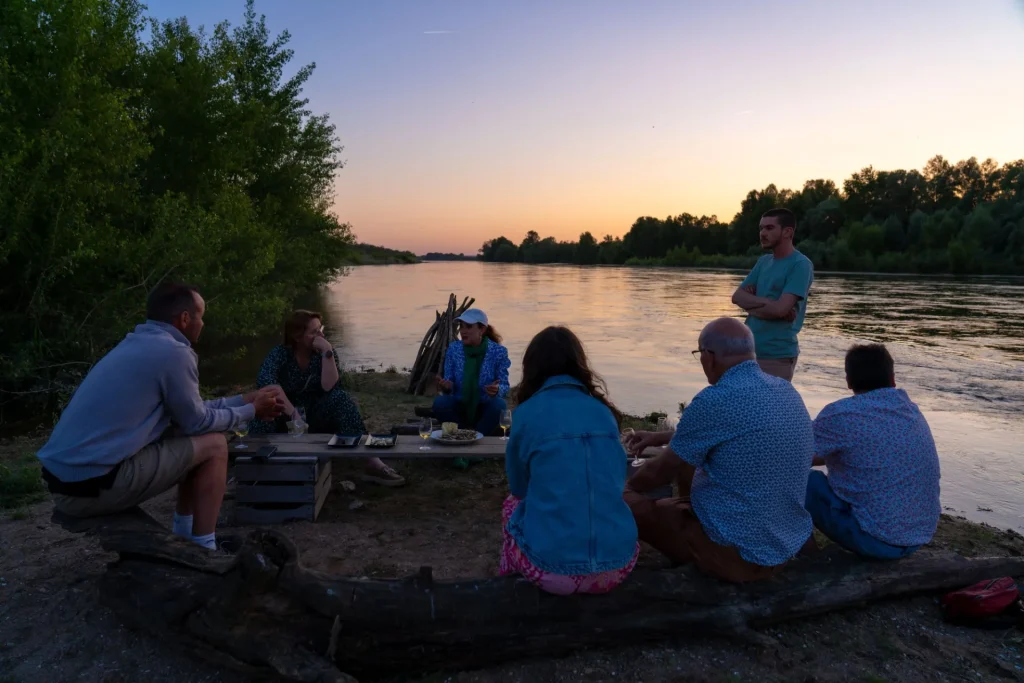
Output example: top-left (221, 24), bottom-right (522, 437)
top-left (456, 308), bottom-right (488, 326)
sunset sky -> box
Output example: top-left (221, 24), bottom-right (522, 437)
top-left (147, 1), bottom-right (1024, 255)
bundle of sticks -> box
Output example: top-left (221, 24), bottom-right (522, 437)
top-left (407, 294), bottom-right (475, 395)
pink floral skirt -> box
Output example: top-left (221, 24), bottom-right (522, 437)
top-left (499, 495), bottom-right (638, 595)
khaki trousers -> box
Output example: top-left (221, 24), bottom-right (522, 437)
top-left (52, 437), bottom-right (194, 517)
top-left (757, 357), bottom-right (797, 381)
top-left (624, 463), bottom-right (785, 583)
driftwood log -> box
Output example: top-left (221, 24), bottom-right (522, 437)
top-left (59, 508), bottom-right (1024, 683)
top-left (407, 293), bottom-right (474, 396)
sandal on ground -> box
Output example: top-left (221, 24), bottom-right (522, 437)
top-left (360, 464), bottom-right (406, 488)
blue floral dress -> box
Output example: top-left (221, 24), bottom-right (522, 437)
top-left (249, 345), bottom-right (366, 435)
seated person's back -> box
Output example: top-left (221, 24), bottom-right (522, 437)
top-left (624, 317), bottom-right (813, 582)
top-left (502, 326), bottom-right (638, 594)
top-left (808, 343), bottom-right (940, 557)
top-left (671, 357), bottom-right (814, 565)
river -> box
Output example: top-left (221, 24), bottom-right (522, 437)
top-left (218, 262), bottom-right (1024, 531)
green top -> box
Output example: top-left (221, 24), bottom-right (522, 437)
top-left (740, 250), bottom-right (814, 359)
top-left (461, 338), bottom-right (489, 421)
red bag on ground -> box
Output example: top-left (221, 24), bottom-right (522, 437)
top-left (940, 577), bottom-right (1020, 622)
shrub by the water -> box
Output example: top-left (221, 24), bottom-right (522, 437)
top-left (0, 0), bottom-right (354, 419)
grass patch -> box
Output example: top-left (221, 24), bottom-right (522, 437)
top-left (0, 450), bottom-right (46, 510)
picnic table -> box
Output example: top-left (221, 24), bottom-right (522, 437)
top-left (241, 433), bottom-right (509, 459)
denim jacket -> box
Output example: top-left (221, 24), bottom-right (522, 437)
top-left (442, 341), bottom-right (511, 400)
top-left (505, 375), bottom-right (638, 575)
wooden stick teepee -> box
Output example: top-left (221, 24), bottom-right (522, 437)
top-left (407, 294), bottom-right (475, 395)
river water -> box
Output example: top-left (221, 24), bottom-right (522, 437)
top-left (220, 262), bottom-right (1024, 531)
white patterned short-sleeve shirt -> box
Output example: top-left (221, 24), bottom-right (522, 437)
top-left (814, 388), bottom-right (941, 547)
top-left (670, 360), bottom-right (814, 566)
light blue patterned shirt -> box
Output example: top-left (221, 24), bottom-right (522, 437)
top-left (669, 360), bottom-right (814, 566)
top-left (813, 388), bottom-right (941, 547)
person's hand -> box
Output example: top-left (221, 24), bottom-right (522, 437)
top-left (261, 384), bottom-right (295, 416)
top-left (743, 284), bottom-right (756, 295)
top-left (312, 336), bottom-right (333, 354)
top-left (436, 376), bottom-right (453, 393)
top-left (484, 380), bottom-right (499, 397)
top-left (624, 430), bottom-right (661, 457)
top-left (783, 308), bottom-right (797, 322)
top-left (252, 387), bottom-right (285, 421)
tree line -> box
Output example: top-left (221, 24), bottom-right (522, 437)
top-left (344, 244), bottom-right (419, 265)
top-left (1, 0), bottom-right (355, 418)
top-left (479, 156), bottom-right (1024, 274)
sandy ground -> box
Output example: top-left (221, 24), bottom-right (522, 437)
top-left (3, 373), bottom-right (1024, 682)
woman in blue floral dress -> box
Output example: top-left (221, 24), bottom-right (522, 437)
top-left (250, 310), bottom-right (404, 487)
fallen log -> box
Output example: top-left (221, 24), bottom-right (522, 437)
top-left (59, 508), bottom-right (1024, 683)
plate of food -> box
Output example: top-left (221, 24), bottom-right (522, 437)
top-left (430, 422), bottom-right (484, 445)
top-left (364, 433), bottom-right (397, 449)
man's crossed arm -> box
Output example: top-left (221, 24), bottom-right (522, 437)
top-left (731, 285), bottom-right (799, 321)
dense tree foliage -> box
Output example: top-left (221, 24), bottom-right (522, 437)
top-left (479, 157), bottom-right (1024, 275)
top-left (344, 244), bottom-right (418, 265)
top-left (420, 253), bottom-right (478, 261)
top-left (0, 0), bottom-right (355, 415)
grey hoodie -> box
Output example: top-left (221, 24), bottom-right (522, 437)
top-left (37, 320), bottom-right (254, 482)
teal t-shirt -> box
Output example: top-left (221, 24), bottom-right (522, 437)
top-left (740, 250), bottom-right (814, 359)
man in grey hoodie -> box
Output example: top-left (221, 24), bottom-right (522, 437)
top-left (37, 283), bottom-right (284, 550)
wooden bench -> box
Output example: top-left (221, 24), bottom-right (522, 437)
top-left (240, 433), bottom-right (509, 460)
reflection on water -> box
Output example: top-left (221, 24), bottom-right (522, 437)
top-left (216, 263), bottom-right (1024, 531)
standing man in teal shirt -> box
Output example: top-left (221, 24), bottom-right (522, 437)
top-left (731, 208), bottom-right (814, 381)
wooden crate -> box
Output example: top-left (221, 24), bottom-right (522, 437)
top-left (233, 454), bottom-right (332, 525)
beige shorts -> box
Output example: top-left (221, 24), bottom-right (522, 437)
top-left (757, 357), bottom-right (798, 381)
top-left (52, 437), bottom-right (195, 517)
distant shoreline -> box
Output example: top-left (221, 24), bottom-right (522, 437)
top-left (344, 259), bottom-right (1024, 280)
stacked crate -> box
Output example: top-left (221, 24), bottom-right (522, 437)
top-left (233, 448), bottom-right (332, 525)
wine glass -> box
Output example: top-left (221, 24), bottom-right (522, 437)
top-left (235, 423), bottom-right (249, 450)
top-left (291, 407), bottom-right (307, 438)
top-left (499, 409), bottom-right (512, 440)
top-left (621, 428), bottom-right (643, 468)
top-left (656, 416), bottom-right (669, 432)
top-left (419, 418), bottom-right (433, 451)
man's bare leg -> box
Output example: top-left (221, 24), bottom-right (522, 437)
top-left (175, 433), bottom-right (228, 545)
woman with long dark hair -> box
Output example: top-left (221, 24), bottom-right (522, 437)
top-left (249, 310), bottom-right (404, 487)
top-left (501, 326), bottom-right (638, 594)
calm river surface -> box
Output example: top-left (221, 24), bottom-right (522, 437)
top-left (227, 263), bottom-right (1024, 531)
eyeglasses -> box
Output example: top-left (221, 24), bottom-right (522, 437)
top-left (691, 348), bottom-right (714, 359)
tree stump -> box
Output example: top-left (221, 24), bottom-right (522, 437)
top-left (55, 508), bottom-right (1024, 682)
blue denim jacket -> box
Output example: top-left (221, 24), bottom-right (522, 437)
top-left (505, 375), bottom-right (638, 575)
top-left (442, 341), bottom-right (511, 400)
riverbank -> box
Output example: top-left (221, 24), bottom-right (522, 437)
top-left (1, 372), bottom-right (1023, 682)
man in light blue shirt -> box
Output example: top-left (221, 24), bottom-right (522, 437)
top-left (731, 207), bottom-right (814, 381)
top-left (37, 283), bottom-right (284, 550)
top-left (624, 318), bottom-right (814, 582)
top-left (807, 343), bottom-right (941, 559)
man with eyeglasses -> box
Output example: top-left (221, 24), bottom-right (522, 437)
top-left (623, 317), bottom-right (815, 582)
top-left (730, 207), bottom-right (813, 381)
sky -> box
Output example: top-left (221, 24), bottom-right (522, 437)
top-left (145, 0), bottom-right (1024, 255)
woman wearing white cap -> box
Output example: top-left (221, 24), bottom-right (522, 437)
top-left (433, 308), bottom-right (511, 439)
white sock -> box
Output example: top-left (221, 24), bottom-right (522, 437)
top-left (172, 513), bottom-right (193, 538)
top-left (191, 532), bottom-right (217, 550)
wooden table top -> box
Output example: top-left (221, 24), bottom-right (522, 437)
top-left (240, 433), bottom-right (508, 459)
